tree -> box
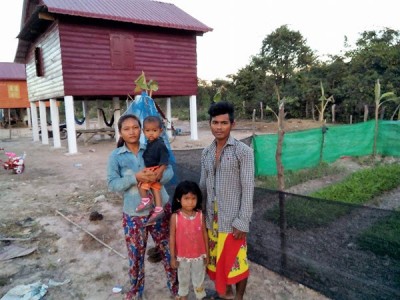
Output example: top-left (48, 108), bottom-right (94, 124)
top-left (253, 25), bottom-right (316, 88)
top-left (373, 79), bottom-right (398, 156)
top-left (343, 28), bottom-right (400, 121)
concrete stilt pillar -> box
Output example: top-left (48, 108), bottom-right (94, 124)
top-left (30, 102), bottom-right (39, 142)
top-left (39, 100), bottom-right (49, 145)
top-left (189, 95), bottom-right (198, 140)
top-left (82, 100), bottom-right (89, 129)
top-left (64, 96), bottom-right (78, 154)
top-left (50, 99), bottom-right (61, 148)
top-left (113, 97), bottom-right (121, 142)
top-left (26, 107), bottom-right (31, 127)
top-left (166, 97), bottom-right (172, 138)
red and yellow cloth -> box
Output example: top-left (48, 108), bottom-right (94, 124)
top-left (207, 202), bottom-right (249, 295)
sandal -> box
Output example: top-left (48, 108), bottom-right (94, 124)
top-left (145, 208), bottom-right (165, 226)
top-left (136, 197), bottom-right (152, 212)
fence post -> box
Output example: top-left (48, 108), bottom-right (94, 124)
top-left (364, 105), bottom-right (369, 122)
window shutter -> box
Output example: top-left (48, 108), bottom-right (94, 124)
top-left (110, 34), bottom-right (134, 69)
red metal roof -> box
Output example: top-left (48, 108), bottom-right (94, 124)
top-left (40, 0), bottom-right (212, 33)
top-left (0, 63), bottom-right (26, 80)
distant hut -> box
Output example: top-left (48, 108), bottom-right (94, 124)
top-left (0, 62), bottom-right (30, 128)
top-left (15, 0), bottom-right (212, 153)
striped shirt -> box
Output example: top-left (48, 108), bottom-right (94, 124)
top-left (200, 135), bottom-right (254, 233)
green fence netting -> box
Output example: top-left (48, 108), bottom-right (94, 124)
top-left (170, 152), bottom-right (400, 300)
top-left (254, 120), bottom-right (400, 176)
top-left (377, 121), bottom-right (400, 156)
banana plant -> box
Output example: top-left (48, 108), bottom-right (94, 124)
top-left (213, 85), bottom-right (227, 102)
top-left (134, 71), bottom-right (159, 97)
top-left (315, 81), bottom-right (334, 123)
top-left (373, 79), bottom-right (398, 156)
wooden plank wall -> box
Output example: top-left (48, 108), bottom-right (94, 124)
top-left (25, 22), bottom-right (65, 102)
top-left (59, 21), bottom-right (198, 98)
top-left (0, 80), bottom-right (29, 108)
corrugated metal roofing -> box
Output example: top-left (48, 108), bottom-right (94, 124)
top-left (0, 63), bottom-right (26, 80)
top-left (41, 0), bottom-right (212, 33)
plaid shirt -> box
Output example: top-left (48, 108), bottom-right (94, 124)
top-left (200, 135), bottom-right (254, 233)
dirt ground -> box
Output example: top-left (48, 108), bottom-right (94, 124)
top-left (0, 119), bottom-right (337, 300)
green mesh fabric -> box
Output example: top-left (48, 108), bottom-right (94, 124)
top-left (377, 121), bottom-right (400, 156)
top-left (254, 120), bottom-right (400, 176)
top-left (322, 121), bottom-right (375, 163)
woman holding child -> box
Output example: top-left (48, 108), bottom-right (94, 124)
top-left (107, 114), bottom-right (178, 300)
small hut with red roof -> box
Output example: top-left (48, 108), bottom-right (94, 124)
top-left (0, 62), bottom-right (30, 128)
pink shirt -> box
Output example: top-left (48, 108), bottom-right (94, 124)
top-left (175, 210), bottom-right (207, 261)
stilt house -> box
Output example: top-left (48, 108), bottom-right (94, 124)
top-left (15, 0), bottom-right (212, 153)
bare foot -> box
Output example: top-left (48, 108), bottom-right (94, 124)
top-left (219, 285), bottom-right (234, 299)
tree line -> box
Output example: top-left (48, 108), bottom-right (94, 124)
top-left (197, 25), bottom-right (400, 123)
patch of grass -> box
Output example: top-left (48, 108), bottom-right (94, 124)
top-left (310, 163), bottom-right (400, 204)
top-left (264, 197), bottom-right (352, 230)
top-left (264, 163), bottom-right (400, 231)
top-left (357, 212), bottom-right (400, 260)
top-left (256, 162), bottom-right (344, 190)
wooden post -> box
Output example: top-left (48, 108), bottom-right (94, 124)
top-left (260, 102), bottom-right (263, 120)
top-left (252, 109), bottom-right (256, 136)
top-left (311, 99), bottom-right (316, 121)
top-left (380, 107), bottom-right (385, 120)
top-left (350, 115), bottom-right (353, 124)
top-left (331, 104), bottom-right (336, 123)
top-left (7, 109), bottom-right (11, 139)
top-left (305, 101), bottom-right (309, 119)
top-left (364, 105), bottom-right (369, 122)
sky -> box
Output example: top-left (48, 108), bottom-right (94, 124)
top-left (1, 0), bottom-right (398, 81)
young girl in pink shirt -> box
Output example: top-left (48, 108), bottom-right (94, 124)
top-left (170, 181), bottom-right (209, 300)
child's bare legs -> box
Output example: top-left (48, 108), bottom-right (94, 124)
top-left (136, 184), bottom-right (152, 212)
top-left (146, 188), bottom-right (164, 225)
top-left (152, 188), bottom-right (162, 208)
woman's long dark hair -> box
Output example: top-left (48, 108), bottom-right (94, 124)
top-left (171, 181), bottom-right (203, 213)
top-left (116, 114), bottom-right (141, 148)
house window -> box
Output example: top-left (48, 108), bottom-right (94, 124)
top-left (8, 84), bottom-right (20, 98)
top-left (110, 34), bottom-right (134, 69)
top-left (35, 47), bottom-right (43, 76)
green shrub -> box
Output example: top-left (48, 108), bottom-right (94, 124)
top-left (256, 162), bottom-right (344, 190)
top-left (264, 197), bottom-right (352, 230)
top-left (264, 163), bottom-right (400, 231)
top-left (310, 163), bottom-right (400, 204)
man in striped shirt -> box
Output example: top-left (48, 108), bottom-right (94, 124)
top-left (200, 101), bottom-right (254, 300)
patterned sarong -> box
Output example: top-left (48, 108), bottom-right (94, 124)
top-left (207, 201), bottom-right (249, 295)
